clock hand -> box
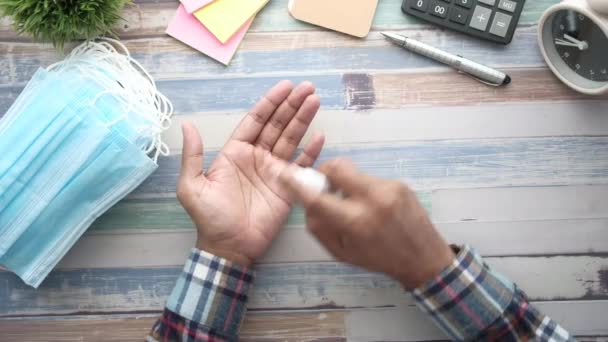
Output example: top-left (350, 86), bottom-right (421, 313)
top-left (555, 39), bottom-right (582, 48)
top-left (564, 34), bottom-right (589, 50)
top-left (564, 34), bottom-right (583, 44)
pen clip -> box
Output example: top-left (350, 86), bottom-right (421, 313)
top-left (457, 70), bottom-right (502, 87)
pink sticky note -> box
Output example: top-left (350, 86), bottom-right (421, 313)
top-left (181, 0), bottom-right (214, 14)
top-left (166, 5), bottom-right (251, 65)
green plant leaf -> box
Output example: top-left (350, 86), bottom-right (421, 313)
top-left (0, 0), bottom-right (131, 49)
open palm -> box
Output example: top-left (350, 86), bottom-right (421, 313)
top-left (177, 81), bottom-right (325, 265)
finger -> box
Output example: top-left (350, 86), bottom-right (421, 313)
top-left (255, 81), bottom-right (315, 150)
top-left (180, 122), bottom-right (204, 180)
top-left (279, 164), bottom-right (359, 226)
top-left (294, 133), bottom-right (325, 167)
top-left (230, 80), bottom-right (293, 143)
top-left (319, 158), bottom-right (376, 196)
top-left (271, 94), bottom-right (320, 160)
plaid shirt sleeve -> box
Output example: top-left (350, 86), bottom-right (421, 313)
top-left (148, 248), bottom-right (254, 342)
top-left (413, 245), bottom-right (574, 342)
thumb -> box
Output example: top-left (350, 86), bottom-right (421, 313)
top-left (180, 122), bottom-right (205, 180)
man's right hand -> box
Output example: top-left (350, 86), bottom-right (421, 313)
top-left (280, 158), bottom-right (455, 290)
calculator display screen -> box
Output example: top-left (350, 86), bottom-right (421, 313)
top-left (552, 10), bottom-right (608, 82)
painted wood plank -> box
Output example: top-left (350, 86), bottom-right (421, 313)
top-left (0, 0), bottom-right (560, 41)
top-left (432, 185), bottom-right (608, 222)
top-left (345, 301), bottom-right (608, 341)
top-left (155, 75), bottom-right (346, 113)
top-left (57, 217), bottom-right (608, 269)
top-left (58, 184), bottom-right (608, 268)
top-left (0, 311), bottom-right (346, 341)
top-left (497, 257), bottom-right (608, 301)
top-left (440, 219), bottom-right (608, 257)
top-left (0, 25), bottom-right (542, 57)
top-left (5, 70), bottom-right (602, 119)
top-left (126, 137), bottom-right (608, 200)
top-left (161, 102), bottom-right (608, 151)
top-left (1, 303), bottom-right (606, 341)
top-left (0, 28), bottom-right (547, 85)
top-left (86, 136), bottom-right (608, 234)
top-left (3, 70), bottom-right (607, 117)
top-left (0, 74), bottom-right (346, 116)
top-left (373, 69), bottom-right (608, 108)
top-left (346, 306), bottom-right (446, 341)
top-left (1, 256), bottom-right (607, 316)
top-left (88, 193), bottom-right (429, 232)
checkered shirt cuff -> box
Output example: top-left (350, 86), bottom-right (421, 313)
top-left (165, 248), bottom-right (254, 340)
top-left (412, 245), bottom-right (515, 341)
top-left (474, 287), bottom-right (573, 341)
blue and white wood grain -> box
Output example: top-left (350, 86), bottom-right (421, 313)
top-left (1, 0), bottom-right (608, 340)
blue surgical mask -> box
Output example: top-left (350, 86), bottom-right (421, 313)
top-left (0, 120), bottom-right (156, 287)
top-left (0, 39), bottom-right (173, 288)
top-left (0, 71), bottom-right (101, 214)
top-left (0, 70), bottom-right (142, 253)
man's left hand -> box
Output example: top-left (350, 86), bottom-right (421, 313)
top-left (177, 81), bottom-right (325, 266)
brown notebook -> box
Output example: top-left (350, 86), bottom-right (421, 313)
top-left (288, 0), bottom-right (379, 38)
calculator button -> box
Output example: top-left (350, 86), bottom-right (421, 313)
top-left (410, 0), bottom-right (430, 12)
top-left (478, 0), bottom-right (496, 5)
top-left (489, 12), bottom-right (512, 37)
top-left (455, 0), bottom-right (473, 9)
top-left (429, 0), bottom-right (449, 18)
top-left (469, 5), bottom-right (492, 31)
top-left (449, 7), bottom-right (469, 24)
top-left (498, 0), bottom-right (517, 12)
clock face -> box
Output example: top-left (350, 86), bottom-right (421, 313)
top-left (552, 10), bottom-right (608, 82)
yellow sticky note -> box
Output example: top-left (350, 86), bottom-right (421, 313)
top-left (194, 0), bottom-right (269, 43)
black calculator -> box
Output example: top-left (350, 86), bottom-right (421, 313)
top-left (401, 0), bottom-right (525, 44)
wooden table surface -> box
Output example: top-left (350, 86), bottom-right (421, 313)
top-left (2, 0), bottom-right (608, 340)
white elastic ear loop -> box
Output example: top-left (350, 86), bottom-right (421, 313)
top-left (71, 46), bottom-right (164, 126)
top-left (152, 139), bottom-right (170, 163)
top-left (97, 39), bottom-right (174, 159)
top-left (99, 37), bottom-right (130, 56)
top-left (48, 39), bottom-right (174, 163)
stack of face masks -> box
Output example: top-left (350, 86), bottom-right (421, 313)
top-left (0, 39), bottom-right (173, 288)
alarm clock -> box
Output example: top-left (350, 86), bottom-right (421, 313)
top-left (538, 0), bottom-right (608, 95)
